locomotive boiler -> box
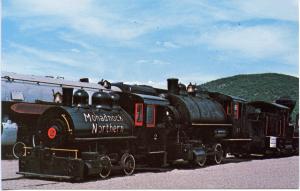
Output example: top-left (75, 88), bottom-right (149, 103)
top-left (32, 91), bottom-right (134, 148)
top-left (161, 79), bottom-right (230, 166)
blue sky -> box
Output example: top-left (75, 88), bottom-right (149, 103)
top-left (2, 0), bottom-right (299, 88)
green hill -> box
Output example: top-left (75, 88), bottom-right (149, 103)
top-left (200, 73), bottom-right (299, 121)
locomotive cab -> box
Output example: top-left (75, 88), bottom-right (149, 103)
top-left (117, 92), bottom-right (171, 167)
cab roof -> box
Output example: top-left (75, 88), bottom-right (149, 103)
top-left (134, 93), bottom-right (169, 105)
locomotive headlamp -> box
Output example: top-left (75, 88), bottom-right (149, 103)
top-left (48, 126), bottom-right (57, 139)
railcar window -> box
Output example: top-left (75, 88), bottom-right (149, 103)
top-left (146, 105), bottom-right (156, 128)
top-left (134, 103), bottom-right (144, 126)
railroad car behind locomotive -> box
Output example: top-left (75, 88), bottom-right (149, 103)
top-left (246, 101), bottom-right (296, 156)
top-left (209, 92), bottom-right (298, 157)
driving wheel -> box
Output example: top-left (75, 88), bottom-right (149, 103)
top-left (12, 142), bottom-right (26, 159)
top-left (120, 153), bottom-right (135, 176)
top-left (214, 143), bottom-right (224, 164)
top-left (99, 155), bottom-right (112, 179)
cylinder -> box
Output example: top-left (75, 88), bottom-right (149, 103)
top-left (167, 78), bottom-right (179, 94)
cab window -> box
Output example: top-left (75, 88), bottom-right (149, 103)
top-left (134, 103), bottom-right (143, 126)
top-left (146, 105), bottom-right (156, 127)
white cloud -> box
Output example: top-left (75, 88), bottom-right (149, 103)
top-left (58, 33), bottom-right (94, 50)
top-left (2, 1), bottom-right (226, 41)
top-left (136, 59), bottom-right (170, 66)
top-left (5, 0), bottom-right (298, 42)
top-left (2, 52), bottom-right (73, 79)
top-left (198, 25), bottom-right (298, 64)
top-left (4, 42), bottom-right (109, 77)
top-left (234, 0), bottom-right (298, 22)
top-left (4, 0), bottom-right (91, 17)
top-left (123, 80), bottom-right (167, 89)
top-left (156, 41), bottom-right (179, 49)
top-left (3, 0), bottom-right (298, 81)
top-left (9, 43), bottom-right (78, 66)
top-left (175, 73), bottom-right (221, 85)
top-left (4, 0), bottom-right (151, 41)
top-left (70, 48), bottom-right (80, 53)
top-left (136, 60), bottom-right (147, 64)
top-left (152, 60), bottom-right (170, 65)
top-left (176, 0), bottom-right (298, 22)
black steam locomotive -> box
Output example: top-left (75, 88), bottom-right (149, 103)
top-left (1, 72), bottom-right (298, 180)
top-left (17, 94), bottom-right (136, 179)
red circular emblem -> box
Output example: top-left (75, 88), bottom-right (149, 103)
top-left (48, 127), bottom-right (57, 139)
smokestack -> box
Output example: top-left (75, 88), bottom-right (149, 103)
top-left (167, 78), bottom-right (179, 94)
top-left (62, 87), bottom-right (73, 106)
